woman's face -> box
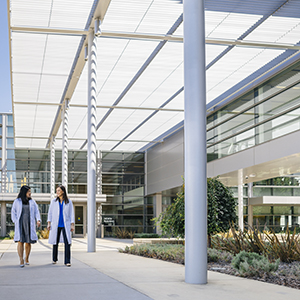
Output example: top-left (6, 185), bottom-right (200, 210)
top-left (26, 189), bottom-right (31, 199)
top-left (56, 187), bottom-right (63, 198)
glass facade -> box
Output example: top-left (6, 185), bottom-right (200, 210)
top-left (6, 203), bottom-right (14, 234)
top-left (5, 149), bottom-right (90, 194)
top-left (231, 175), bottom-right (300, 233)
top-left (101, 151), bottom-right (153, 236)
top-left (0, 136), bottom-right (152, 236)
top-left (2, 56), bottom-right (300, 237)
top-left (6, 149), bottom-right (51, 194)
top-left (207, 61), bottom-right (300, 161)
top-left (250, 175), bottom-right (300, 232)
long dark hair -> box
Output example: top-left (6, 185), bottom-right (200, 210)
top-left (18, 185), bottom-right (31, 204)
top-left (55, 185), bottom-right (69, 204)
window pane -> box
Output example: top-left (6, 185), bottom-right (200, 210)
top-left (7, 150), bottom-right (15, 159)
top-left (7, 115), bottom-right (13, 126)
top-left (7, 126), bottom-right (14, 137)
top-left (7, 138), bottom-right (14, 148)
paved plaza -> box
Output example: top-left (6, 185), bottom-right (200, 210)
top-left (0, 238), bottom-right (299, 300)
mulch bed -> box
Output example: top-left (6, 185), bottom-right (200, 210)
top-left (121, 247), bottom-right (300, 289)
top-left (208, 261), bottom-right (300, 290)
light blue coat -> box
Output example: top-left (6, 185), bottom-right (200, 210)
top-left (11, 198), bottom-right (41, 242)
top-left (47, 198), bottom-right (75, 245)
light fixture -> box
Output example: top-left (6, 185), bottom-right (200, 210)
top-left (94, 19), bottom-right (101, 37)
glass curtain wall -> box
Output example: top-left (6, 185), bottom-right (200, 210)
top-left (230, 186), bottom-right (248, 225)
top-left (230, 175), bottom-right (300, 233)
top-left (7, 149), bottom-right (50, 193)
top-left (6, 149), bottom-right (88, 194)
top-left (251, 175), bottom-right (300, 232)
top-left (101, 151), bottom-right (153, 236)
top-left (55, 150), bottom-right (88, 194)
top-left (3, 148), bottom-right (152, 235)
top-left (207, 61), bottom-right (300, 161)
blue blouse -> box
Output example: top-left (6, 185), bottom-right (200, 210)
top-left (58, 200), bottom-right (64, 228)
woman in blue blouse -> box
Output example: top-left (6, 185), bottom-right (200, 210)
top-left (47, 185), bottom-right (74, 266)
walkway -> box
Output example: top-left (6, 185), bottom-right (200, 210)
top-left (0, 238), bottom-right (299, 300)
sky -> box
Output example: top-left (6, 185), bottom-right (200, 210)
top-left (0, 1), bottom-right (12, 113)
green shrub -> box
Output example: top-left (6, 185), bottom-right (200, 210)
top-left (134, 233), bottom-right (160, 238)
top-left (232, 251), bottom-right (279, 277)
top-left (153, 178), bottom-right (237, 242)
top-left (115, 227), bottom-right (135, 239)
top-left (8, 230), bottom-right (14, 239)
top-left (213, 224), bottom-right (300, 262)
top-left (212, 224), bottom-right (267, 255)
top-left (120, 244), bottom-right (185, 264)
top-left (264, 228), bottom-right (300, 262)
top-left (207, 248), bottom-right (233, 263)
top-left (120, 244), bottom-right (233, 265)
top-left (153, 186), bottom-right (185, 238)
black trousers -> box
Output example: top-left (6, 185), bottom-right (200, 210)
top-left (52, 227), bottom-right (70, 264)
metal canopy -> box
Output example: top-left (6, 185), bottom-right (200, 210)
top-left (8, 0), bottom-right (300, 151)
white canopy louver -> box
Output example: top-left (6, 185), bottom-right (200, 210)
top-left (8, 0), bottom-right (300, 150)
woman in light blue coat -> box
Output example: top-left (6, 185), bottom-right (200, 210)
top-left (47, 185), bottom-right (75, 266)
top-left (11, 185), bottom-right (41, 267)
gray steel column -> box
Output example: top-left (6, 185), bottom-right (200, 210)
top-left (155, 193), bottom-right (162, 235)
top-left (62, 101), bottom-right (69, 189)
top-left (87, 30), bottom-right (97, 252)
top-left (50, 136), bottom-right (56, 199)
top-left (1, 115), bottom-right (7, 193)
top-left (238, 169), bottom-right (244, 231)
top-left (247, 182), bottom-right (253, 228)
top-left (1, 202), bottom-right (6, 237)
top-left (96, 150), bottom-right (102, 195)
top-left (248, 182), bottom-right (253, 198)
top-left (184, 0), bottom-right (207, 284)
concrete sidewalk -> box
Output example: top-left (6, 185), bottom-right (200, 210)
top-left (0, 238), bottom-right (299, 300)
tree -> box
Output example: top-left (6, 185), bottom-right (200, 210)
top-left (154, 178), bottom-right (237, 243)
top-left (155, 185), bottom-right (185, 238)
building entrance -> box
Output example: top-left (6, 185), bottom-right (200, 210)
top-left (74, 205), bottom-right (84, 236)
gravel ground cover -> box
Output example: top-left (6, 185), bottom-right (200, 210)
top-left (208, 261), bottom-right (300, 290)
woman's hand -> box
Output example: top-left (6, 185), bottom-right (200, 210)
top-left (71, 223), bottom-right (75, 232)
top-left (47, 222), bottom-right (51, 231)
top-left (37, 220), bottom-right (41, 228)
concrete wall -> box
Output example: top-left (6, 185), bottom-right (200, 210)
top-left (146, 130), bottom-right (184, 196)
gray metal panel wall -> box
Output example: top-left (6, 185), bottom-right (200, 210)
top-left (146, 130), bottom-right (184, 195)
top-left (146, 126), bottom-right (300, 191)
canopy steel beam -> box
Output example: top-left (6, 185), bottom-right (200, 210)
top-left (45, 0), bottom-right (111, 148)
top-left (11, 26), bottom-right (300, 50)
top-left (79, 14), bottom-right (184, 150)
top-left (111, 87), bottom-right (184, 150)
top-left (15, 136), bottom-right (161, 143)
top-left (11, 26), bottom-right (89, 36)
top-left (13, 102), bottom-right (184, 112)
top-left (206, 1), bottom-right (292, 71)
